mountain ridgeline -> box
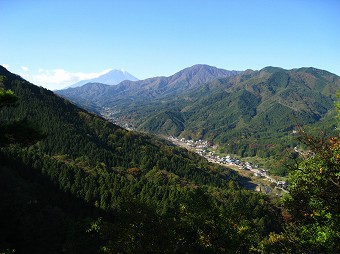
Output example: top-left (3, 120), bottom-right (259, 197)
top-left (0, 66), bottom-right (284, 253)
top-left (57, 65), bottom-right (340, 161)
top-left (56, 64), bottom-right (241, 108)
top-left (1, 65), bottom-right (339, 253)
top-left (67, 69), bottom-right (138, 88)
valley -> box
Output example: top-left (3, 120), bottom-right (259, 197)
top-left (0, 66), bottom-right (283, 253)
top-left (100, 105), bottom-right (288, 195)
top-left (2, 1), bottom-right (339, 252)
top-left (57, 64), bottom-right (340, 176)
top-left (1, 65), bottom-right (339, 253)
top-left (167, 136), bottom-right (288, 196)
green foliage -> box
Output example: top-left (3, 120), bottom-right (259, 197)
top-left (336, 90), bottom-right (340, 126)
top-left (255, 128), bottom-right (340, 253)
top-left (0, 88), bottom-right (18, 108)
top-left (0, 88), bottom-right (44, 146)
top-left (3, 64), bottom-right (340, 253)
top-left (139, 110), bottom-right (185, 136)
top-left (0, 64), bottom-right (283, 253)
top-left (56, 67), bottom-right (340, 164)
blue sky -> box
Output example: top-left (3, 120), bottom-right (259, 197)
top-left (1, 0), bottom-right (339, 90)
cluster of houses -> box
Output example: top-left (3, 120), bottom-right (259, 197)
top-left (168, 136), bottom-right (288, 191)
top-left (168, 136), bottom-right (211, 149)
top-left (100, 107), bottom-right (134, 130)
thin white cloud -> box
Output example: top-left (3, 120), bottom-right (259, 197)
top-left (32, 68), bottom-right (112, 90)
top-left (21, 66), bottom-right (29, 71)
top-left (1, 64), bottom-right (10, 69)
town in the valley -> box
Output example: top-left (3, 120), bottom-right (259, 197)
top-left (99, 106), bottom-right (289, 195)
top-left (168, 136), bottom-right (288, 194)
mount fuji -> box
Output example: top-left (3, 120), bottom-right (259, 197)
top-left (68, 69), bottom-right (138, 88)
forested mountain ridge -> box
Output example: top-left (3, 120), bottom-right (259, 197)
top-left (56, 65), bottom-right (340, 163)
top-left (167, 66), bottom-right (340, 157)
top-left (0, 66), bottom-right (283, 253)
top-left (0, 65), bottom-right (237, 189)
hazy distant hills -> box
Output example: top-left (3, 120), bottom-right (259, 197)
top-left (68, 69), bottom-right (138, 88)
top-left (56, 64), bottom-right (241, 107)
top-left (56, 65), bottom-right (340, 159)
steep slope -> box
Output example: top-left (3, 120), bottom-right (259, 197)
top-left (0, 65), bottom-right (232, 187)
top-left (117, 67), bottom-right (340, 159)
top-left (68, 69), bottom-right (138, 88)
top-left (0, 66), bottom-right (282, 253)
top-left (184, 67), bottom-right (339, 154)
top-left (56, 65), bottom-right (340, 161)
top-left (56, 82), bottom-right (112, 113)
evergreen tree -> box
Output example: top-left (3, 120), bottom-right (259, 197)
top-left (255, 96), bottom-right (340, 253)
top-left (0, 88), bottom-right (44, 146)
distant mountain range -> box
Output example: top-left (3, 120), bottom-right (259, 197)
top-left (57, 64), bottom-right (241, 104)
top-left (1, 65), bottom-right (261, 253)
top-left (68, 69), bottom-right (138, 88)
top-left (55, 64), bottom-right (340, 162)
top-left (1, 65), bottom-right (337, 253)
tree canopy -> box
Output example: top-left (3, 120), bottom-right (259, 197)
top-left (255, 97), bottom-right (340, 253)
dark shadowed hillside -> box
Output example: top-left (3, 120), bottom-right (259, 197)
top-left (0, 66), bottom-right (283, 253)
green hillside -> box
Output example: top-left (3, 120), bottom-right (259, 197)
top-left (119, 67), bottom-right (340, 163)
top-left (0, 67), bottom-right (284, 253)
top-left (57, 66), bottom-right (340, 167)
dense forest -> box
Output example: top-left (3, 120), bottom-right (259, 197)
top-left (57, 66), bottom-right (340, 165)
top-left (1, 66), bottom-right (339, 253)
